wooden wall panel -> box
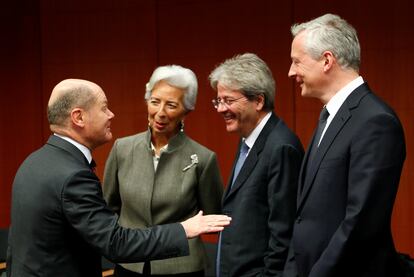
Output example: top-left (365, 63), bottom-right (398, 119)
top-left (1, 0), bottom-right (413, 256)
top-left (39, 0), bottom-right (159, 174)
top-left (0, 1), bottom-right (43, 228)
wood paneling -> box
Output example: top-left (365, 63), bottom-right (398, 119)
top-left (0, 1), bottom-right (43, 227)
top-left (39, 0), bottom-right (159, 172)
top-left (1, 0), bottom-right (413, 256)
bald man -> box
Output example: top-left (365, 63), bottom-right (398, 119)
top-left (7, 79), bottom-right (231, 277)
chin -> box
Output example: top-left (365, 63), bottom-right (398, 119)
top-left (104, 133), bottom-right (113, 142)
top-left (301, 90), bottom-right (311, 98)
top-left (225, 125), bottom-right (238, 134)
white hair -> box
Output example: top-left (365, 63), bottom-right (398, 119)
top-left (145, 65), bottom-right (198, 111)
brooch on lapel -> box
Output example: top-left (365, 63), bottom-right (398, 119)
top-left (182, 154), bottom-right (199, 171)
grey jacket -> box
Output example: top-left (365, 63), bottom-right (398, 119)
top-left (103, 130), bottom-right (223, 274)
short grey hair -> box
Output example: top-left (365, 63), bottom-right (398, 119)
top-left (47, 80), bottom-right (96, 126)
top-left (209, 53), bottom-right (275, 111)
top-left (291, 13), bottom-right (360, 71)
top-left (145, 65), bottom-right (198, 111)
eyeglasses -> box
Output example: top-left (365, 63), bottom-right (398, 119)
top-left (211, 96), bottom-right (246, 109)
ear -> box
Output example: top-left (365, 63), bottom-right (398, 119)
top-left (70, 108), bottom-right (86, 128)
top-left (255, 94), bottom-right (265, 111)
top-left (322, 51), bottom-right (335, 72)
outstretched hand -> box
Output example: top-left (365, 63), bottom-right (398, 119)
top-left (181, 211), bottom-right (231, 238)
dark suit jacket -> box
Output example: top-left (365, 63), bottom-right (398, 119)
top-left (218, 113), bottom-right (304, 277)
top-left (284, 83), bottom-right (406, 277)
top-left (7, 135), bottom-right (188, 277)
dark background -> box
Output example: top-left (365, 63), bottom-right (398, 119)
top-left (1, 0), bottom-right (412, 257)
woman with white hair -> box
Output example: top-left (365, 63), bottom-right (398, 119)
top-left (103, 65), bottom-right (223, 277)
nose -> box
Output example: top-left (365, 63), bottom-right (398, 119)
top-left (156, 103), bottom-right (167, 116)
top-left (216, 101), bottom-right (228, 113)
top-left (108, 109), bottom-right (115, 119)
top-left (288, 63), bottom-right (296, 78)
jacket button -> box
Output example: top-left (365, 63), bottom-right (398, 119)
top-left (296, 216), bottom-right (302, 223)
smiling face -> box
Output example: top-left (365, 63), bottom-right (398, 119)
top-left (288, 31), bottom-right (326, 99)
top-left (147, 81), bottom-right (187, 140)
top-left (215, 83), bottom-right (263, 138)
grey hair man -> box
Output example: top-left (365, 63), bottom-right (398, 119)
top-left (210, 53), bottom-right (304, 276)
top-left (284, 13), bottom-right (406, 277)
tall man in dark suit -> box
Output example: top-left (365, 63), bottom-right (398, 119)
top-left (7, 79), bottom-right (231, 277)
top-left (283, 14), bottom-right (406, 277)
top-left (210, 53), bottom-right (304, 276)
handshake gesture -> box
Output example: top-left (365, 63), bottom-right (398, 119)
top-left (181, 211), bottom-right (231, 238)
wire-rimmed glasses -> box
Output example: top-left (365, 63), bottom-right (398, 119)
top-left (211, 96), bottom-right (245, 109)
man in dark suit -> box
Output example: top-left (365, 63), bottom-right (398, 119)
top-left (209, 53), bottom-right (304, 276)
top-left (7, 79), bottom-right (231, 277)
top-left (283, 14), bottom-right (406, 277)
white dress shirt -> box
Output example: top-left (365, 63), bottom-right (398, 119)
top-left (319, 76), bottom-right (364, 144)
top-left (54, 133), bottom-right (92, 163)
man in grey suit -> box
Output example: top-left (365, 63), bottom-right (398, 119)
top-left (7, 79), bottom-right (231, 277)
top-left (210, 53), bottom-right (304, 276)
top-left (283, 14), bottom-right (406, 277)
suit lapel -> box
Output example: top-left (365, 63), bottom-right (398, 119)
top-left (47, 135), bottom-right (90, 167)
top-left (223, 143), bottom-right (241, 200)
top-left (297, 131), bottom-right (317, 204)
top-left (225, 145), bottom-right (259, 198)
top-left (297, 83), bottom-right (371, 210)
top-left (135, 131), bottom-right (157, 212)
top-left (223, 113), bottom-right (279, 202)
top-left (298, 108), bottom-right (351, 208)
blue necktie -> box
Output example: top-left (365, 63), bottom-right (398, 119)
top-left (216, 141), bottom-right (249, 277)
top-left (231, 141), bottom-right (250, 186)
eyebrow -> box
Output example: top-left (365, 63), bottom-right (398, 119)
top-left (150, 97), bottom-right (179, 104)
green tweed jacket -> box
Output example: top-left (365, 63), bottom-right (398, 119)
top-left (103, 130), bottom-right (223, 274)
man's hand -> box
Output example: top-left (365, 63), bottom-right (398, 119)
top-left (181, 211), bottom-right (231, 238)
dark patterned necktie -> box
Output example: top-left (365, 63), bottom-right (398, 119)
top-left (302, 107), bottom-right (329, 194)
top-left (307, 107), bottom-right (329, 166)
top-left (89, 159), bottom-right (96, 172)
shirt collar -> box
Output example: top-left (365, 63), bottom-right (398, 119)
top-left (243, 112), bottom-right (272, 151)
top-left (54, 133), bottom-right (93, 163)
top-left (151, 142), bottom-right (168, 157)
top-left (326, 76), bottom-right (364, 117)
